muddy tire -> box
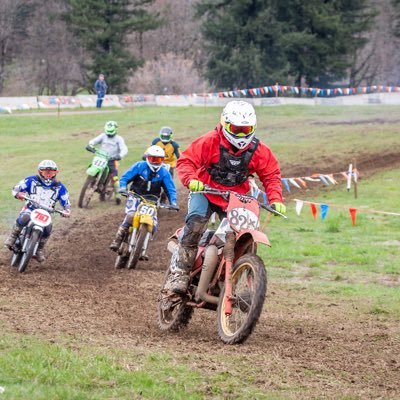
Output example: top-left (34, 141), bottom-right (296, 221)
top-left (157, 267), bottom-right (193, 332)
top-left (78, 176), bottom-right (97, 208)
top-left (10, 250), bottom-right (22, 267)
top-left (115, 255), bottom-right (128, 269)
top-left (18, 230), bottom-right (40, 273)
top-left (127, 225), bottom-right (147, 270)
top-left (217, 253), bottom-right (266, 344)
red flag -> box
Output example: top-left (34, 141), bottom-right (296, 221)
top-left (349, 208), bottom-right (357, 226)
top-left (310, 203), bottom-right (318, 219)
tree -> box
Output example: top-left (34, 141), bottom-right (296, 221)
top-left (0, 0), bottom-right (34, 93)
top-left (196, 0), bottom-right (289, 90)
top-left (65, 0), bottom-right (160, 93)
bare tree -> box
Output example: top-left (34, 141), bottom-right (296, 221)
top-left (0, 0), bottom-right (34, 94)
top-left (129, 52), bottom-right (205, 94)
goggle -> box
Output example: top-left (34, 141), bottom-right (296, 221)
top-left (225, 123), bottom-right (255, 137)
top-left (147, 155), bottom-right (164, 165)
top-left (39, 169), bottom-right (58, 178)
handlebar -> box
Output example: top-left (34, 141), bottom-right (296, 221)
top-left (195, 185), bottom-right (288, 219)
top-left (22, 196), bottom-right (67, 216)
top-left (120, 190), bottom-right (178, 210)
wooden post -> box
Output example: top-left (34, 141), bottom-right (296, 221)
top-left (353, 159), bottom-right (358, 199)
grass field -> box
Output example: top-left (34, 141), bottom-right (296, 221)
top-left (1, 105), bottom-right (400, 399)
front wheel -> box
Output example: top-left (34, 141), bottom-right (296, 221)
top-left (78, 176), bottom-right (97, 208)
top-left (10, 250), bottom-right (22, 267)
top-left (217, 253), bottom-right (266, 344)
top-left (18, 230), bottom-right (41, 273)
top-left (127, 225), bottom-right (148, 270)
top-left (157, 266), bottom-right (193, 332)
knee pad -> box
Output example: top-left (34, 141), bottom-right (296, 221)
top-left (17, 213), bottom-right (31, 226)
top-left (181, 215), bottom-right (209, 247)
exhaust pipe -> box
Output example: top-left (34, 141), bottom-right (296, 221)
top-left (195, 245), bottom-right (219, 304)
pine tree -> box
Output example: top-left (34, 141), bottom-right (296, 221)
top-left (65, 0), bottom-right (160, 93)
top-left (197, 0), bottom-right (289, 90)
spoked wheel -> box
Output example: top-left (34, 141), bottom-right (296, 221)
top-left (217, 253), bottom-right (267, 344)
top-left (127, 225), bottom-right (148, 270)
top-left (157, 267), bottom-right (193, 332)
top-left (18, 231), bottom-right (40, 273)
top-left (100, 175), bottom-right (114, 203)
top-left (114, 236), bottom-right (129, 269)
top-left (115, 255), bottom-right (128, 269)
top-left (78, 176), bottom-right (97, 208)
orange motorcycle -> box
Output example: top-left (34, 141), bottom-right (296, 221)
top-left (157, 186), bottom-right (286, 344)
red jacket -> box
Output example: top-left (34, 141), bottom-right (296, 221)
top-left (177, 124), bottom-right (283, 209)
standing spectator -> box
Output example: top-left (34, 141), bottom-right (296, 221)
top-left (94, 73), bottom-right (108, 108)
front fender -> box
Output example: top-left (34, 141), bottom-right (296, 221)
top-left (236, 229), bottom-right (271, 247)
top-left (86, 165), bottom-right (102, 176)
top-left (139, 215), bottom-right (154, 231)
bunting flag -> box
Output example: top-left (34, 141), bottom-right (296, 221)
top-left (281, 166), bottom-right (359, 192)
top-left (295, 200), bottom-right (304, 216)
top-left (310, 203), bottom-right (318, 219)
top-left (349, 208), bottom-right (357, 226)
top-left (320, 204), bottom-right (329, 220)
top-left (191, 83), bottom-right (400, 99)
top-left (294, 198), bottom-right (400, 226)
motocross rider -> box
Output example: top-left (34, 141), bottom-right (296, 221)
top-left (168, 100), bottom-right (286, 294)
top-left (4, 160), bottom-right (71, 262)
top-left (109, 145), bottom-right (178, 253)
top-left (151, 126), bottom-right (180, 177)
top-left (86, 120), bottom-right (128, 205)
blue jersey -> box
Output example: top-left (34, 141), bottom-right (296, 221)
top-left (120, 161), bottom-right (177, 204)
top-left (12, 175), bottom-right (70, 210)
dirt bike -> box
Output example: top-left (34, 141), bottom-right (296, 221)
top-left (114, 191), bottom-right (179, 270)
top-left (10, 196), bottom-right (66, 273)
top-left (78, 148), bottom-right (116, 208)
top-left (157, 186), bottom-right (287, 344)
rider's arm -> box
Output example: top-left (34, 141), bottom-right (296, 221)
top-left (117, 136), bottom-right (128, 159)
top-left (57, 183), bottom-right (71, 209)
top-left (253, 143), bottom-right (283, 204)
top-left (176, 132), bottom-right (212, 187)
top-left (88, 133), bottom-right (105, 147)
top-left (11, 176), bottom-right (32, 198)
top-left (172, 141), bottom-right (180, 159)
top-left (119, 162), bottom-right (142, 189)
top-left (162, 170), bottom-right (178, 204)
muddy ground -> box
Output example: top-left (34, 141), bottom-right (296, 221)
top-left (0, 153), bottom-right (399, 399)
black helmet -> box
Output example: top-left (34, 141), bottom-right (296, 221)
top-left (159, 126), bottom-right (173, 143)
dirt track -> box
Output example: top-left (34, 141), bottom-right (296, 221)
top-left (1, 155), bottom-right (399, 399)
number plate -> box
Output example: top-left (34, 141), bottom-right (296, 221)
top-left (138, 204), bottom-right (156, 216)
top-left (227, 207), bottom-right (259, 231)
top-left (93, 156), bottom-right (107, 168)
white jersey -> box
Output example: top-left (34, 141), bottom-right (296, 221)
top-left (89, 133), bottom-right (128, 159)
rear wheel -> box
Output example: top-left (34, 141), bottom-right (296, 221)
top-left (127, 225), bottom-right (148, 270)
top-left (157, 266), bottom-right (193, 332)
top-left (18, 230), bottom-right (40, 273)
top-left (78, 176), bottom-right (97, 208)
top-left (217, 253), bottom-right (266, 344)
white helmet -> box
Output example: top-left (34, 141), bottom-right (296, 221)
top-left (37, 160), bottom-right (58, 185)
top-left (220, 101), bottom-right (257, 150)
top-left (145, 145), bottom-right (165, 172)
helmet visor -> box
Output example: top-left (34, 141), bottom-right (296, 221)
top-left (147, 155), bottom-right (164, 165)
top-left (225, 123), bottom-right (255, 137)
top-left (39, 168), bottom-right (58, 179)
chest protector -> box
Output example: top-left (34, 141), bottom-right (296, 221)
top-left (208, 138), bottom-right (259, 187)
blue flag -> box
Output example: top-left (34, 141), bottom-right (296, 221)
top-left (320, 204), bottom-right (329, 220)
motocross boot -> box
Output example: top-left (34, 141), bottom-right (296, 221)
top-left (4, 224), bottom-right (23, 250)
top-left (109, 226), bottom-right (128, 251)
top-left (113, 176), bottom-right (121, 205)
top-left (35, 238), bottom-right (47, 263)
top-left (168, 216), bottom-right (208, 294)
top-left (168, 245), bottom-right (197, 294)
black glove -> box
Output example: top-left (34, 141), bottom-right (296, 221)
top-left (112, 156), bottom-right (121, 161)
top-left (85, 145), bottom-right (95, 153)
